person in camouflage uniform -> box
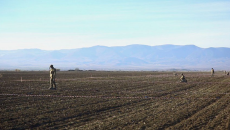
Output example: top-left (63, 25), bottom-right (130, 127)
top-left (180, 73), bottom-right (187, 83)
top-left (49, 64), bottom-right (56, 89)
top-left (211, 68), bottom-right (214, 77)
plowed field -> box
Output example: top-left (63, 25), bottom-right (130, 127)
top-left (1, 71), bottom-right (230, 130)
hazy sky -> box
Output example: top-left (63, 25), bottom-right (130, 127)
top-left (1, 0), bottom-right (230, 50)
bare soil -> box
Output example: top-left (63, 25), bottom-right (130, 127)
top-left (0, 71), bottom-right (230, 130)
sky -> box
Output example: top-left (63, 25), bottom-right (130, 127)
top-left (0, 0), bottom-right (230, 50)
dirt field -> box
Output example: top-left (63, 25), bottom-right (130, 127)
top-left (0, 71), bottom-right (230, 130)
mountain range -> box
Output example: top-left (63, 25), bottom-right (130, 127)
top-left (0, 44), bottom-right (230, 71)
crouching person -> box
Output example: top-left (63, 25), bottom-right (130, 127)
top-left (180, 73), bottom-right (187, 83)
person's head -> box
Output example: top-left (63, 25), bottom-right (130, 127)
top-left (181, 73), bottom-right (183, 75)
top-left (50, 64), bottom-right (54, 68)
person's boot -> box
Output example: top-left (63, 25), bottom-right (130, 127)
top-left (49, 84), bottom-right (54, 90)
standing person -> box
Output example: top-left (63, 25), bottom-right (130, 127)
top-left (180, 73), bottom-right (187, 83)
top-left (49, 64), bottom-right (56, 90)
top-left (211, 68), bottom-right (215, 77)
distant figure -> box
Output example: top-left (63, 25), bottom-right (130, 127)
top-left (180, 73), bottom-right (187, 83)
top-left (174, 73), bottom-right (178, 76)
top-left (211, 68), bottom-right (215, 76)
top-left (227, 72), bottom-right (229, 76)
top-left (49, 64), bottom-right (56, 90)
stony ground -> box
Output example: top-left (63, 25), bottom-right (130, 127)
top-left (0, 71), bottom-right (230, 130)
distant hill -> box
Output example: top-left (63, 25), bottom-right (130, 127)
top-left (0, 44), bottom-right (230, 71)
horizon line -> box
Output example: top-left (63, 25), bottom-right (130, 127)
top-left (1, 44), bottom-right (229, 51)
